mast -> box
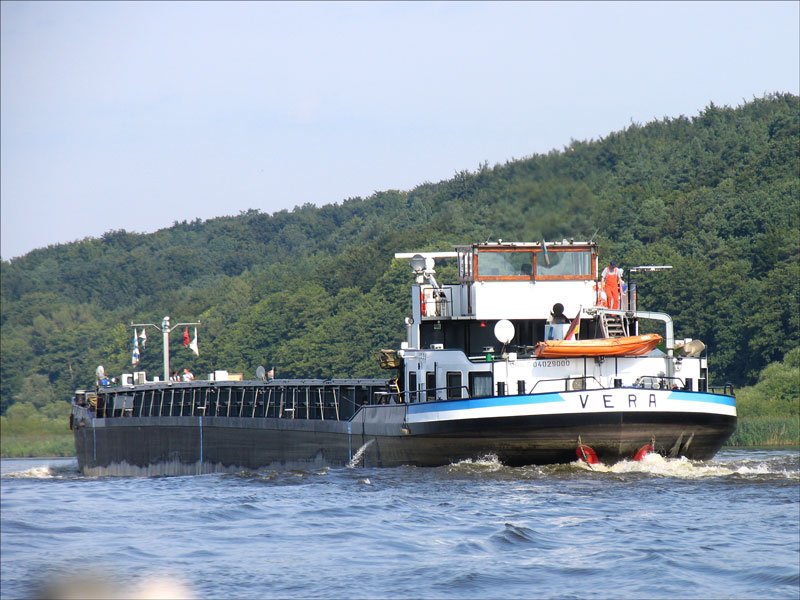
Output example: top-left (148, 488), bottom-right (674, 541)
top-left (131, 316), bottom-right (201, 381)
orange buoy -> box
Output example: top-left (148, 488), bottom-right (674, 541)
top-left (633, 442), bottom-right (654, 461)
top-left (576, 443), bottom-right (599, 464)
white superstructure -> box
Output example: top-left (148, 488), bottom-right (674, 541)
top-left (395, 240), bottom-right (711, 404)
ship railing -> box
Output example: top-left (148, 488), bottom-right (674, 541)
top-left (528, 376), bottom-right (604, 393)
top-left (448, 385), bottom-right (472, 400)
top-left (372, 391), bottom-right (403, 405)
top-left (89, 381), bottom-right (390, 422)
top-left (404, 385), bottom-right (474, 403)
top-left (523, 375), bottom-right (708, 393)
top-left (709, 382), bottom-right (735, 397)
top-left (633, 375), bottom-right (694, 391)
top-left (420, 286), bottom-right (456, 319)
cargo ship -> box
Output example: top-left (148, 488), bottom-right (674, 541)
top-left (70, 240), bottom-right (736, 476)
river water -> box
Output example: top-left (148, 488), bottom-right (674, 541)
top-left (1, 449), bottom-right (798, 600)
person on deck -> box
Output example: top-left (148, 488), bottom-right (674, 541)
top-left (601, 261), bottom-right (623, 310)
top-left (182, 368), bottom-right (194, 382)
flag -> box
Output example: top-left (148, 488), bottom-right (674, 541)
top-left (183, 327), bottom-right (190, 347)
top-left (131, 331), bottom-right (140, 365)
top-left (565, 308), bottom-right (582, 341)
top-left (189, 327), bottom-right (199, 356)
top-left (139, 328), bottom-right (147, 349)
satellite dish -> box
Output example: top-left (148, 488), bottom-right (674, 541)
top-left (256, 366), bottom-right (266, 381)
top-left (494, 320), bottom-right (515, 344)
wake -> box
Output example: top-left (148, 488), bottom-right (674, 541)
top-left (2, 461), bottom-right (80, 479)
top-left (574, 452), bottom-right (799, 480)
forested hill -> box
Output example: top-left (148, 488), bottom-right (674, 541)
top-left (1, 93), bottom-right (798, 413)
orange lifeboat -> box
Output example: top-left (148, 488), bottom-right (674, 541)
top-left (534, 333), bottom-right (663, 358)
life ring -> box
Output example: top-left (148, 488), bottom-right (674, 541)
top-left (576, 443), bottom-right (599, 464)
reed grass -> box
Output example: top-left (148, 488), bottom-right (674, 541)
top-left (0, 433), bottom-right (74, 458)
top-left (727, 416), bottom-right (800, 447)
top-left (0, 404), bottom-right (74, 458)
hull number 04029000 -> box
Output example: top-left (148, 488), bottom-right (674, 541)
top-left (537, 360), bottom-right (571, 368)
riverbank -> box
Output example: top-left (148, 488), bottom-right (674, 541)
top-left (0, 432), bottom-right (73, 458)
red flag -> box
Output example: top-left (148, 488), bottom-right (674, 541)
top-left (183, 327), bottom-right (190, 347)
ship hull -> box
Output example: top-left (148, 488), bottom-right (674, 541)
top-left (72, 388), bottom-right (736, 475)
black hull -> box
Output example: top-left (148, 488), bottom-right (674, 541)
top-left (73, 409), bottom-right (736, 476)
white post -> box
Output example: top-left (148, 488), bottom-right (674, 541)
top-left (162, 316), bottom-right (171, 382)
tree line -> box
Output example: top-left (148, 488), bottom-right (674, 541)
top-left (1, 93), bottom-right (798, 421)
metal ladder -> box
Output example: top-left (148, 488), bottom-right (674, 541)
top-left (599, 313), bottom-right (628, 338)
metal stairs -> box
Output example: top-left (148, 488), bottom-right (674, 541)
top-left (599, 313), bottom-right (628, 338)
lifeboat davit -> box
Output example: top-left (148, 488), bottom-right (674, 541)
top-left (534, 334), bottom-right (663, 359)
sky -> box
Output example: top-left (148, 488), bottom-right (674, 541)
top-left (1, 1), bottom-right (798, 260)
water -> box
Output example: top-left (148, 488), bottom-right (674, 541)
top-left (1, 449), bottom-right (798, 599)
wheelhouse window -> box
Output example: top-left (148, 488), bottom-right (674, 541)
top-left (473, 247), bottom-right (595, 281)
top-left (535, 250), bottom-right (593, 279)
top-left (476, 250), bottom-right (534, 280)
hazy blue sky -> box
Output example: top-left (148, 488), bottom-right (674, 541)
top-left (2, 1), bottom-right (798, 259)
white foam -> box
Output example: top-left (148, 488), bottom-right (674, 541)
top-left (3, 465), bottom-right (57, 479)
top-left (573, 453), bottom-right (800, 480)
top-left (608, 453), bottom-right (734, 478)
top-left (449, 454), bottom-right (504, 471)
top-left (2, 461), bottom-right (78, 479)
top-left (347, 439), bottom-right (375, 469)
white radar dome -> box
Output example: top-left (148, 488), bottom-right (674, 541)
top-left (494, 319), bottom-right (515, 344)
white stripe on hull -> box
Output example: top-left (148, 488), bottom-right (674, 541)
top-left (406, 389), bottom-right (736, 424)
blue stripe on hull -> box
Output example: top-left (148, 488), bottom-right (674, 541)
top-left (667, 390), bottom-right (736, 406)
top-left (407, 393), bottom-right (564, 415)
